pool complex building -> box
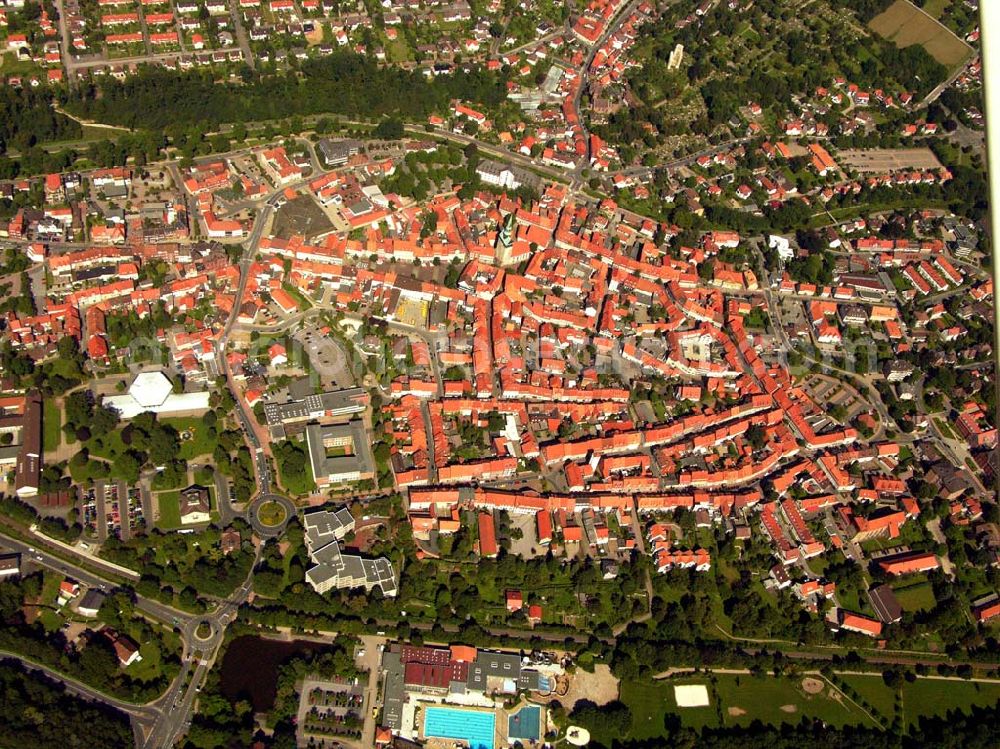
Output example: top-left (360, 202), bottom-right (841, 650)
top-left (423, 706), bottom-right (496, 749)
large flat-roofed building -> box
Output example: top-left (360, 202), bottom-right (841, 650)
top-left (302, 507), bottom-right (397, 597)
top-left (14, 391), bottom-right (41, 497)
top-left (378, 643), bottom-right (552, 731)
top-left (304, 506), bottom-right (356, 553)
top-left (104, 371), bottom-right (210, 419)
top-left (306, 419), bottom-right (375, 486)
top-left (317, 138), bottom-right (362, 167)
top-left (264, 387), bottom-right (368, 427)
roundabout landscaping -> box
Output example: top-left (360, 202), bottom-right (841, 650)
top-left (195, 621), bottom-right (212, 640)
top-left (256, 500), bottom-right (288, 528)
top-left (247, 493), bottom-right (296, 538)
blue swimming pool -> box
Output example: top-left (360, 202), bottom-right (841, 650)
top-left (508, 705), bottom-right (541, 741)
top-left (424, 706), bottom-right (496, 749)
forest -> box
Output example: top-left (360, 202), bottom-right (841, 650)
top-left (63, 53), bottom-right (508, 132)
top-left (0, 658), bottom-right (134, 749)
top-left (0, 85), bottom-right (81, 156)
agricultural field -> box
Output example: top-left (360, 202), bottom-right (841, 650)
top-left (869, 0), bottom-right (971, 68)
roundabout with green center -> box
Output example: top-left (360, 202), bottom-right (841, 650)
top-left (256, 500), bottom-right (288, 528)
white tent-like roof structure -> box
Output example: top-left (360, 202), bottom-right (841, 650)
top-left (127, 372), bottom-right (174, 408)
top-left (104, 371), bottom-right (210, 419)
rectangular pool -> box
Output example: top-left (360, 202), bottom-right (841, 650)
top-left (508, 705), bottom-right (541, 742)
top-left (424, 706), bottom-right (496, 749)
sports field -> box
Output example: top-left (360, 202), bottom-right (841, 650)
top-left (869, 0), bottom-right (971, 68)
top-left (621, 674), bottom-right (878, 737)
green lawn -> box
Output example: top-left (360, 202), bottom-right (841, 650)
top-left (157, 491), bottom-right (182, 529)
top-left (621, 673), bottom-right (877, 738)
top-left (193, 466), bottom-right (215, 485)
top-left (161, 417), bottom-right (217, 460)
top-left (892, 581), bottom-right (936, 611)
top-left (151, 469), bottom-right (185, 491)
top-left (934, 418), bottom-right (956, 439)
top-left (921, 0), bottom-right (949, 18)
top-left (126, 640), bottom-right (165, 682)
top-left (902, 679), bottom-right (1000, 728)
top-left (256, 501), bottom-right (287, 528)
top-left (86, 429), bottom-right (127, 460)
top-left (41, 571), bottom-right (64, 604)
top-left (714, 674), bottom-right (874, 728)
top-left (43, 399), bottom-right (61, 453)
top-left (621, 679), bottom-right (716, 736)
top-left (839, 674), bottom-right (897, 720)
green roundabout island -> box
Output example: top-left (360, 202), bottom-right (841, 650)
top-left (256, 500), bottom-right (288, 528)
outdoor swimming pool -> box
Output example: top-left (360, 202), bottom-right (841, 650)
top-left (423, 706), bottom-right (496, 749)
top-left (508, 705), bottom-right (541, 742)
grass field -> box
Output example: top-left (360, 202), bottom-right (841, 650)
top-left (621, 679), bottom-right (716, 736)
top-left (920, 0), bottom-right (948, 18)
top-left (869, 0), bottom-right (971, 68)
top-left (161, 417), bottom-right (217, 460)
top-left (193, 466), bottom-right (215, 485)
top-left (157, 491), bottom-right (182, 529)
top-left (87, 428), bottom-right (127, 460)
top-left (127, 640), bottom-right (165, 682)
top-left (42, 400), bottom-right (61, 453)
top-left (839, 674), bottom-right (897, 719)
top-left (902, 679), bottom-right (1000, 727)
top-left (41, 571), bottom-right (63, 604)
top-left (892, 580), bottom-right (937, 611)
top-left (256, 500), bottom-right (288, 528)
top-left (934, 417), bottom-right (957, 439)
top-left (620, 673), bottom-right (878, 738)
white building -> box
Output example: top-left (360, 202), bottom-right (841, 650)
top-left (104, 371), bottom-right (210, 419)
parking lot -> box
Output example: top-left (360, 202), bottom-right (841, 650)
top-left (293, 326), bottom-right (356, 389)
top-left (838, 148), bottom-right (943, 173)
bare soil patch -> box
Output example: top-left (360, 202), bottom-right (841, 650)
top-left (802, 677), bottom-right (824, 695)
top-left (561, 665), bottom-right (620, 709)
